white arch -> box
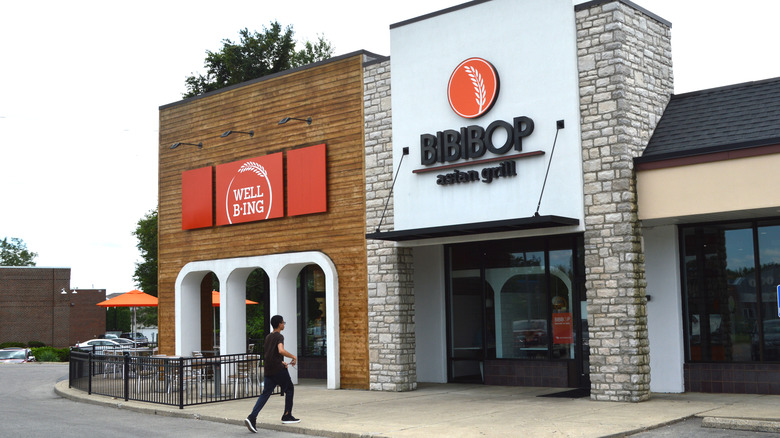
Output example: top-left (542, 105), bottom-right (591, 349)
top-left (174, 251), bottom-right (340, 389)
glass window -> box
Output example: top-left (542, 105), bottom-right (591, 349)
top-left (447, 235), bottom-right (580, 374)
top-left (682, 222), bottom-right (775, 362)
top-left (246, 269), bottom-right (269, 354)
top-left (757, 223), bottom-right (780, 360)
top-left (549, 249), bottom-right (575, 359)
top-left (489, 252), bottom-right (547, 359)
top-left (297, 265), bottom-right (326, 357)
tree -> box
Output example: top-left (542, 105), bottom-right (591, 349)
top-left (183, 22), bottom-right (333, 98)
top-left (0, 237), bottom-right (37, 266)
top-left (132, 209), bottom-right (158, 328)
top-left (133, 209), bottom-right (158, 296)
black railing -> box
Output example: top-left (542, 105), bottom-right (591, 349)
top-left (69, 348), bottom-right (277, 409)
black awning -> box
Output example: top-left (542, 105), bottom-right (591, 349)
top-left (366, 215), bottom-right (579, 242)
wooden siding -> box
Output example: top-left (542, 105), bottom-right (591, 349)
top-left (158, 55), bottom-right (368, 389)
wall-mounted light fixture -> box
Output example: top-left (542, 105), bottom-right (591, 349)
top-left (278, 117), bottom-right (312, 125)
top-left (61, 288), bottom-right (77, 294)
top-left (170, 142), bottom-right (203, 149)
top-left (221, 130), bottom-right (254, 138)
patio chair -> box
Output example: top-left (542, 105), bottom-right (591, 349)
top-left (102, 350), bottom-right (124, 379)
top-left (181, 359), bottom-right (206, 397)
top-left (228, 355), bottom-right (260, 397)
top-left (134, 358), bottom-right (157, 392)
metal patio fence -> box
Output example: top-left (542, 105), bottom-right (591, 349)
top-left (69, 348), bottom-right (278, 409)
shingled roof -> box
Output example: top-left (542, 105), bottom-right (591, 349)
top-left (637, 77), bottom-right (780, 163)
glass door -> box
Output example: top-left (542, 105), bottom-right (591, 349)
top-left (448, 268), bottom-right (486, 383)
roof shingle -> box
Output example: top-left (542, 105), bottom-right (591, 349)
top-left (639, 77), bottom-right (780, 162)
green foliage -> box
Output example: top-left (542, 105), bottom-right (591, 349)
top-left (27, 340), bottom-right (46, 348)
top-left (106, 307), bottom-right (131, 332)
top-left (246, 308), bottom-right (266, 341)
top-left (0, 237), bottom-right (37, 266)
top-left (183, 22), bottom-right (333, 98)
top-left (133, 208), bottom-right (158, 298)
top-left (0, 342), bottom-right (26, 348)
top-left (31, 346), bottom-right (69, 362)
top-left (136, 307), bottom-right (158, 329)
top-left (246, 269), bottom-right (268, 341)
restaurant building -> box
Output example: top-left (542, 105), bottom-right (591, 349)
top-left (157, 0), bottom-right (780, 402)
top-left (0, 267), bottom-right (105, 347)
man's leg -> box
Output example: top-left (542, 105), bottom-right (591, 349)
top-left (248, 374), bottom-right (278, 420)
top-left (278, 368), bottom-right (299, 423)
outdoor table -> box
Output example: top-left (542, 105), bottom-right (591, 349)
top-left (197, 355), bottom-right (225, 396)
top-left (148, 355), bottom-right (181, 393)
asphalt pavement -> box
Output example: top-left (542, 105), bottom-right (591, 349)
top-left (54, 370), bottom-right (780, 437)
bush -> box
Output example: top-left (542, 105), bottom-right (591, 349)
top-left (0, 342), bottom-right (26, 349)
top-left (27, 340), bottom-right (46, 348)
top-left (31, 346), bottom-right (70, 362)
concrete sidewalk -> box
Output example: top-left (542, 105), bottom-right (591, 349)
top-left (54, 379), bottom-right (780, 437)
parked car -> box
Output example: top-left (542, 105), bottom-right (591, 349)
top-left (0, 348), bottom-right (36, 363)
top-left (111, 338), bottom-right (137, 347)
top-left (120, 332), bottom-right (148, 346)
top-left (74, 339), bottom-right (127, 350)
top-left (98, 333), bottom-right (119, 339)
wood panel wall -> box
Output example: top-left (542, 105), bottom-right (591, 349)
top-left (158, 55), bottom-right (368, 389)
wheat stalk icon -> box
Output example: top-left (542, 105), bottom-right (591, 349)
top-left (464, 65), bottom-right (486, 113)
top-left (225, 160), bottom-right (273, 224)
top-left (238, 161), bottom-right (267, 178)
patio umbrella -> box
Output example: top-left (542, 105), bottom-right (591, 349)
top-left (211, 290), bottom-right (258, 307)
top-left (97, 289), bottom-right (158, 341)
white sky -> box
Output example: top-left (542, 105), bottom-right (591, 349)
top-left (1, 0), bottom-right (779, 294)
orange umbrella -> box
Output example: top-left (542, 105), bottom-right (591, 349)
top-left (97, 289), bottom-right (158, 341)
top-left (97, 289), bottom-right (158, 307)
top-left (211, 290), bottom-right (258, 307)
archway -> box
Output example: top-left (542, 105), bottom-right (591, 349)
top-left (174, 251), bottom-right (340, 389)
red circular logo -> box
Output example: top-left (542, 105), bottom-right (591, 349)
top-left (447, 58), bottom-right (500, 119)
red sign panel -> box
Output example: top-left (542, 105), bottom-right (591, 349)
top-left (216, 153), bottom-right (283, 226)
top-left (447, 57), bottom-right (500, 119)
top-left (552, 312), bottom-right (573, 344)
top-left (287, 144), bottom-right (327, 216)
top-left (181, 166), bottom-right (213, 230)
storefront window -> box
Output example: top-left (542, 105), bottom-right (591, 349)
top-left (489, 252), bottom-right (547, 359)
top-left (549, 249), bottom-right (575, 359)
top-left (447, 235), bottom-right (581, 381)
top-left (757, 224), bottom-right (780, 361)
top-left (682, 220), bottom-right (780, 363)
top-left (297, 265), bottom-right (326, 357)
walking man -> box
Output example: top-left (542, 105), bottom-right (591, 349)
top-left (245, 315), bottom-right (300, 433)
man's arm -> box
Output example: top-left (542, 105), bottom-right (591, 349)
top-left (277, 342), bottom-right (297, 366)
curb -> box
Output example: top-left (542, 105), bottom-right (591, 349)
top-left (54, 381), bottom-right (365, 438)
top-left (702, 417), bottom-right (780, 434)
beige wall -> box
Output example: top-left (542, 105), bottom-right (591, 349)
top-left (637, 153), bottom-right (780, 222)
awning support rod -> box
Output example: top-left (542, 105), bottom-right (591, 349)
top-left (535, 119), bottom-right (565, 217)
top-left (376, 147), bottom-right (409, 233)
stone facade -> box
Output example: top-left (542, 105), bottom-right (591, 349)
top-left (575, 1), bottom-right (673, 401)
top-left (362, 1), bottom-right (673, 398)
top-left (363, 57), bottom-right (417, 391)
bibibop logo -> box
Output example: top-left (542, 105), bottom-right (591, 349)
top-left (447, 57), bottom-right (499, 119)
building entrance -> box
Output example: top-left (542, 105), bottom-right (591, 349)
top-left (446, 234), bottom-right (587, 388)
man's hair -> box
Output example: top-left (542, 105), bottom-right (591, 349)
top-left (270, 315), bottom-right (284, 329)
